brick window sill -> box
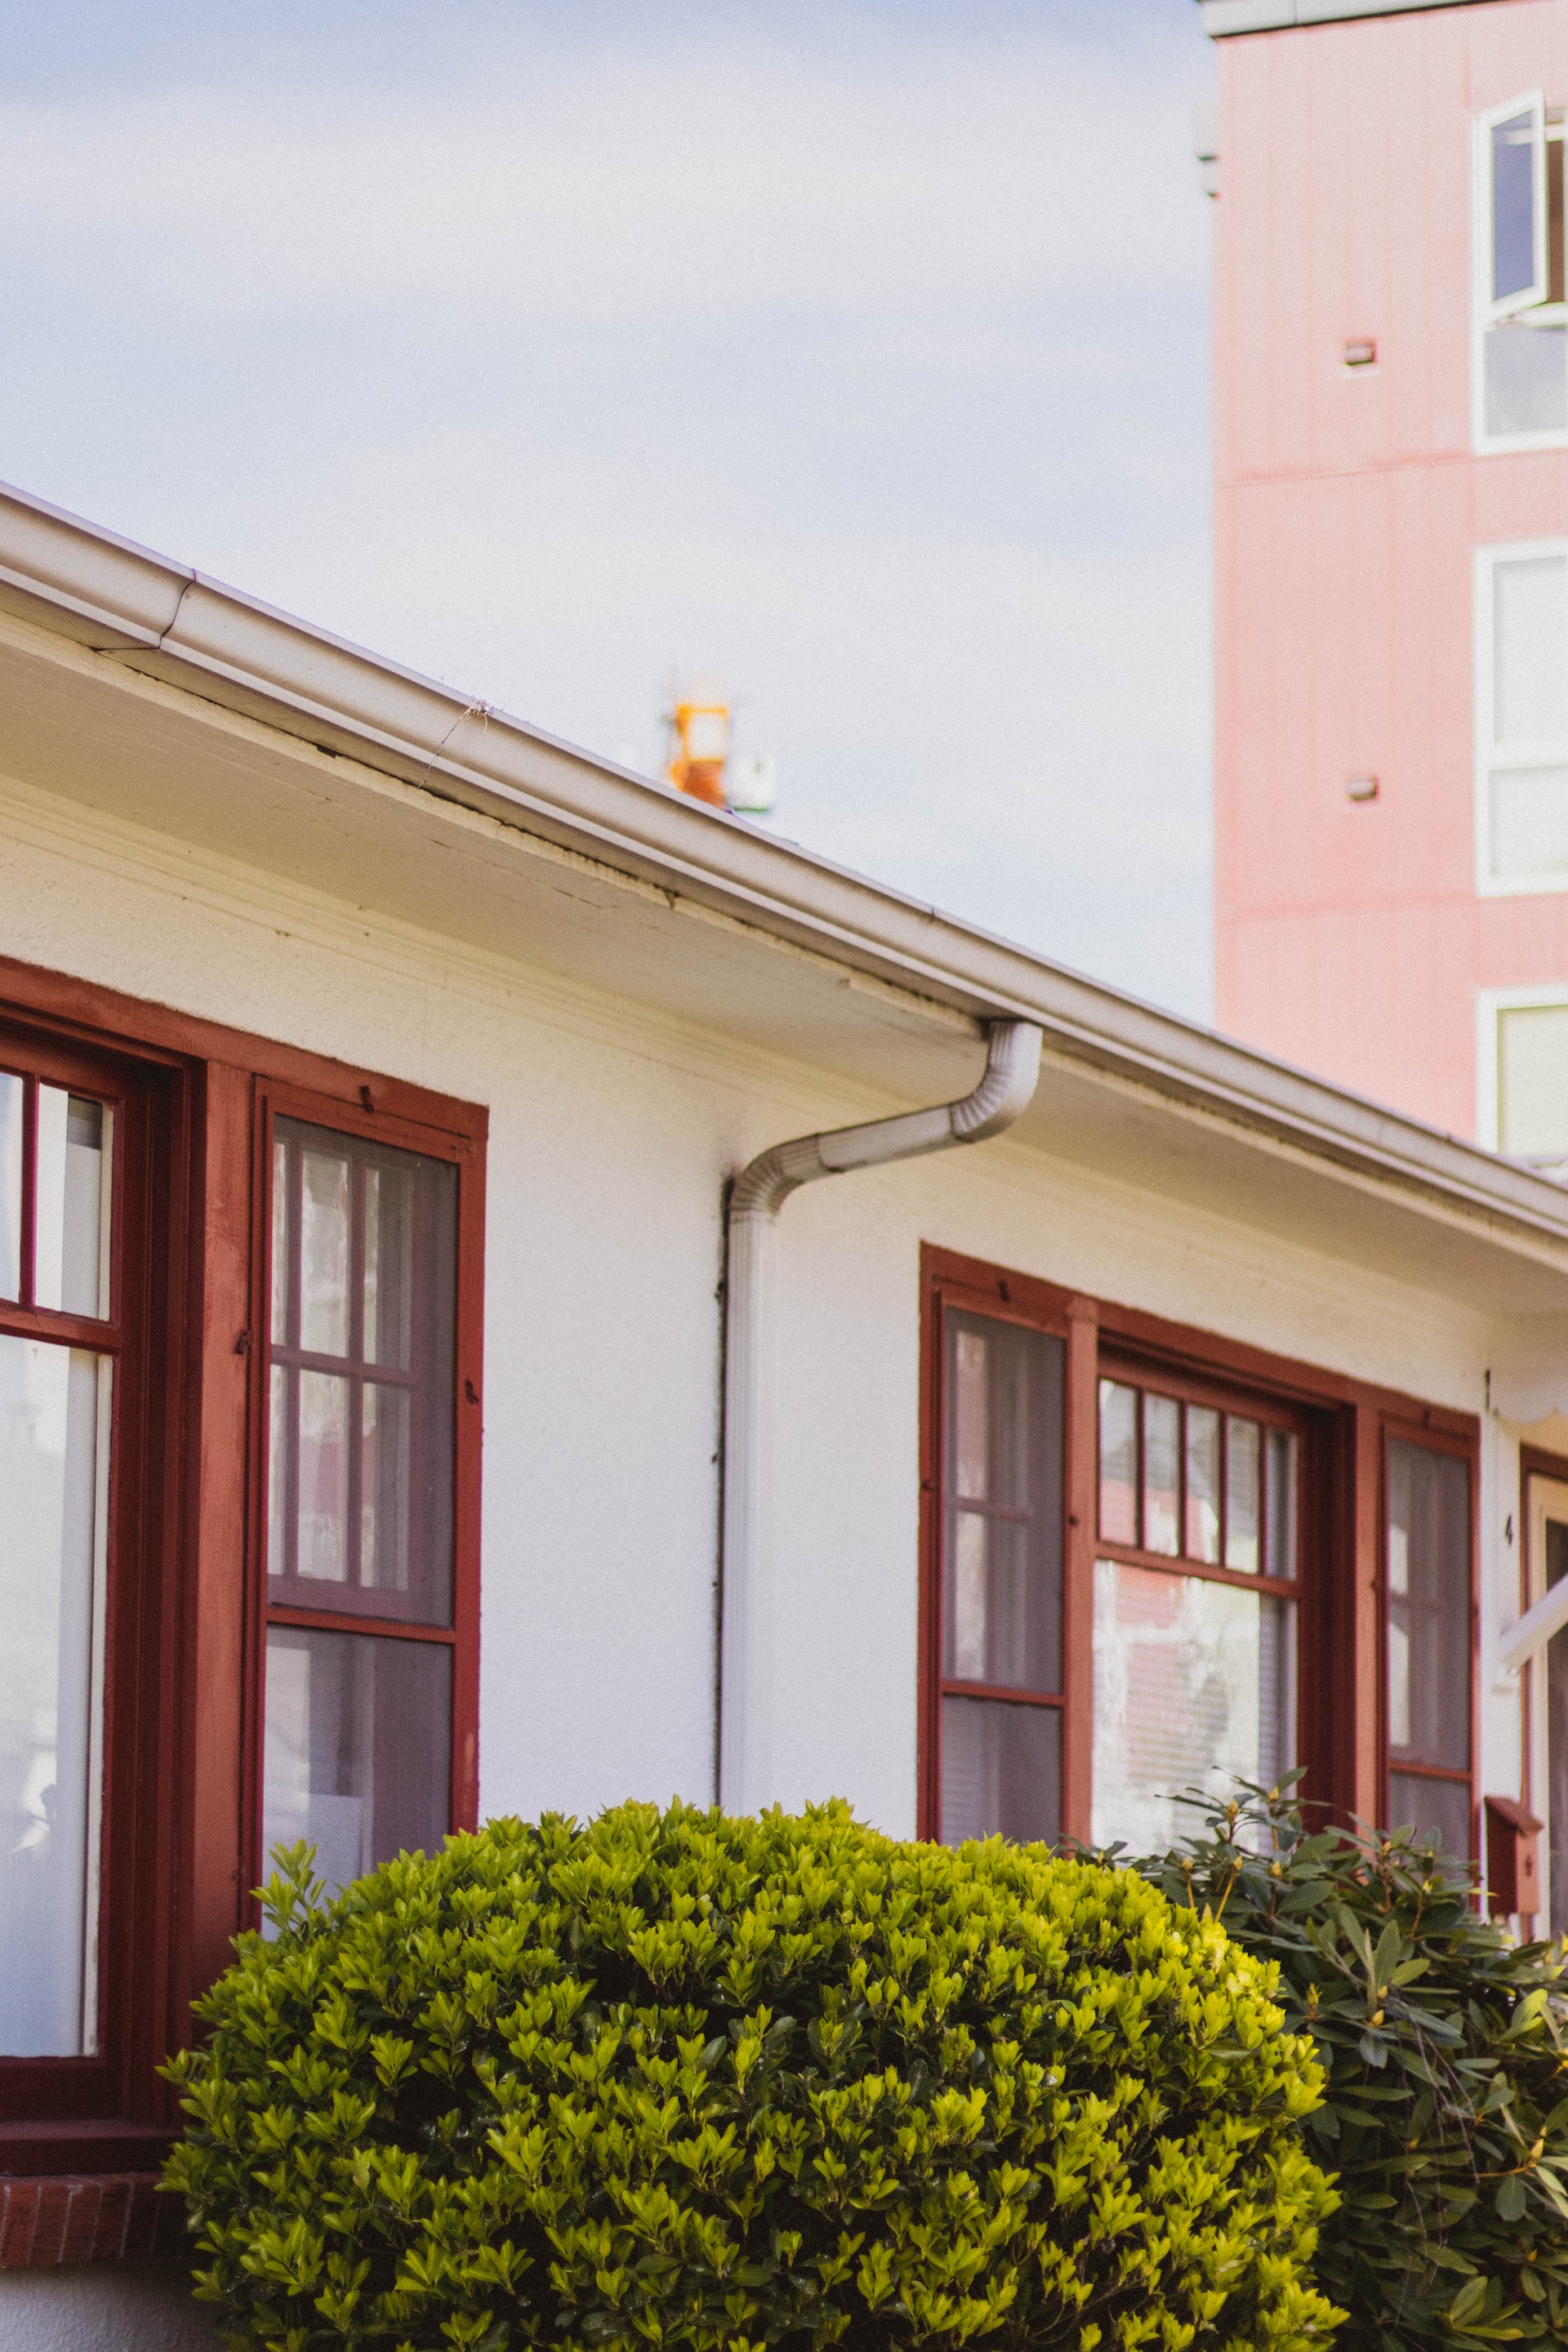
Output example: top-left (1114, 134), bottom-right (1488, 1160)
top-left (0, 2173), bottom-right (185, 2270)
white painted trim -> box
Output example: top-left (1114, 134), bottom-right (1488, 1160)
top-left (1472, 538), bottom-right (1568, 898)
top-left (1202, 0), bottom-right (1504, 31)
top-left (1480, 93), bottom-right (1548, 322)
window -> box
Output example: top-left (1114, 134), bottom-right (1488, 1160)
top-left (0, 968), bottom-right (484, 2177)
top-left (1385, 1436), bottom-right (1472, 1862)
top-left (1474, 543), bottom-right (1568, 893)
top-left (1486, 994), bottom-right (1568, 1169)
top-left (1093, 1370), bottom-right (1299, 1852)
top-left (261, 1113), bottom-right (461, 1902)
top-left (930, 1307), bottom-right (1066, 1847)
top-left (1474, 93), bottom-right (1567, 448)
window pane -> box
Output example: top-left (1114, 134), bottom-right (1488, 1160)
top-left (1489, 767), bottom-right (1568, 881)
top-left (1184, 1406), bottom-right (1221, 1563)
top-left (1388, 1771), bottom-right (1471, 1865)
top-left (1098, 1379), bottom-right (1138, 1544)
top-left (942, 1314), bottom-right (1062, 1695)
top-left (363, 1162), bottom-right (416, 1370)
top-left (0, 1074), bottom-right (20, 1302)
top-left (297, 1370), bottom-right (350, 1581)
top-left (301, 1144), bottom-right (350, 1357)
top-left (271, 1134), bottom-right (291, 1346)
top-left (269, 1120), bottom-right (457, 1624)
top-left (0, 1339), bottom-right (108, 2056)
top-left (1092, 1558), bottom-right (1295, 1854)
top-left (262, 1626), bottom-right (451, 1904)
top-left (939, 1695), bottom-right (1059, 1847)
top-left (954, 1327), bottom-right (987, 1499)
top-left (1499, 1002), bottom-right (1568, 1160)
top-left (1226, 1417), bottom-right (1261, 1570)
top-left (1484, 322), bottom-right (1568, 437)
top-left (1143, 1395), bottom-right (1179, 1556)
top-left (362, 1384), bottom-right (412, 1591)
top-left (1493, 108), bottom-right (1542, 305)
top-left (33, 1090), bottom-right (111, 1319)
top-left (1266, 1429), bottom-right (1298, 1580)
top-left (1494, 555), bottom-right (1568, 742)
top-left (1387, 1440), bottom-right (1470, 1773)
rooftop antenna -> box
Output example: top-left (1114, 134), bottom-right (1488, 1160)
top-left (664, 677), bottom-right (777, 816)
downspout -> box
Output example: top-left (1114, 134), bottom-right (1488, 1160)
top-left (719, 1018), bottom-right (1044, 1814)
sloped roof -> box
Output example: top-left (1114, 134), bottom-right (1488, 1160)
top-left (3, 474), bottom-right (1568, 1313)
top-left (1201, 0), bottom-right (1507, 33)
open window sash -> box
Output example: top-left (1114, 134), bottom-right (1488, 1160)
top-left (1482, 91), bottom-right (1548, 321)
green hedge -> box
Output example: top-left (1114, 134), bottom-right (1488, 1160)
top-left (1133, 1782), bottom-right (1568, 2350)
top-left (166, 1800), bottom-right (1340, 2352)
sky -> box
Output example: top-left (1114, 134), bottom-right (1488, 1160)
top-left (0, 1), bottom-right (1218, 1020)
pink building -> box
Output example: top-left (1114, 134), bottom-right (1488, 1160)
top-left (1207, 0), bottom-right (1568, 1169)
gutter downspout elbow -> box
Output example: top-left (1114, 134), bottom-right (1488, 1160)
top-left (719, 1019), bottom-right (1043, 1814)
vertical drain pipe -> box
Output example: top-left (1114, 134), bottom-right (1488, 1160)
top-left (719, 1019), bottom-right (1043, 1815)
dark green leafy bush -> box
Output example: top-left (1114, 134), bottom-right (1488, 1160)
top-left (165, 1800), bottom-right (1340, 2352)
top-left (1133, 1782), bottom-right (1568, 2350)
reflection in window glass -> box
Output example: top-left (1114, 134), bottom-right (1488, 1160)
top-left (0, 1076), bottom-right (20, 1303)
top-left (1143, 1395), bottom-right (1179, 1556)
top-left (1226, 1418), bottom-right (1261, 1571)
top-left (261, 1625), bottom-right (450, 1906)
top-left (940, 1695), bottom-right (1060, 1847)
top-left (0, 1337), bottom-right (109, 2055)
top-left (1098, 1379), bottom-right (1138, 1545)
top-left (300, 1147), bottom-right (350, 1357)
top-left (1184, 1406), bottom-right (1221, 1563)
top-left (33, 1092), bottom-right (110, 1320)
top-left (1091, 1559), bottom-right (1295, 1853)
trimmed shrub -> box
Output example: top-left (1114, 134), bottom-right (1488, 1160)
top-left (1134, 1782), bottom-right (1568, 2350)
top-left (165, 1800), bottom-right (1340, 2352)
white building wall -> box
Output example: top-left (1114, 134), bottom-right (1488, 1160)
top-left (0, 767), bottom-right (1546, 2345)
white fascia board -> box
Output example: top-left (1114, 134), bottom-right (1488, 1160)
top-left (4, 474), bottom-right (1568, 1263)
top-left (1202, 0), bottom-right (1500, 33)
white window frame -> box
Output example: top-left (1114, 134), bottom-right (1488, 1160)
top-left (1472, 538), bottom-right (1568, 897)
top-left (1475, 981), bottom-right (1568, 1155)
top-left (1472, 93), bottom-right (1568, 455)
top-left (1481, 91), bottom-right (1548, 320)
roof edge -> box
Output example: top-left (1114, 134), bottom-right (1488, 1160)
top-left (1201, 0), bottom-right (1503, 33)
top-left (4, 476), bottom-right (1568, 1267)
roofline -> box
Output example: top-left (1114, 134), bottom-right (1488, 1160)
top-left (3, 474), bottom-right (1567, 1263)
top-left (1200, 0), bottom-right (1505, 33)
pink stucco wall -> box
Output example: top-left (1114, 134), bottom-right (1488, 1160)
top-left (1214, 0), bottom-right (1568, 1138)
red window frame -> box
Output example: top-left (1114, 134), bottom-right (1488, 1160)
top-left (920, 1245), bottom-right (1477, 1854)
top-left (245, 1079), bottom-right (483, 1904)
top-left (0, 956), bottom-right (485, 2176)
top-left (0, 1022), bottom-right (173, 2164)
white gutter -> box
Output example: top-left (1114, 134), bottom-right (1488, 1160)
top-left (718, 1019), bottom-right (1042, 1814)
top-left (1498, 1581), bottom-right (1568, 1678)
top-left (7, 478), bottom-right (1568, 1265)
